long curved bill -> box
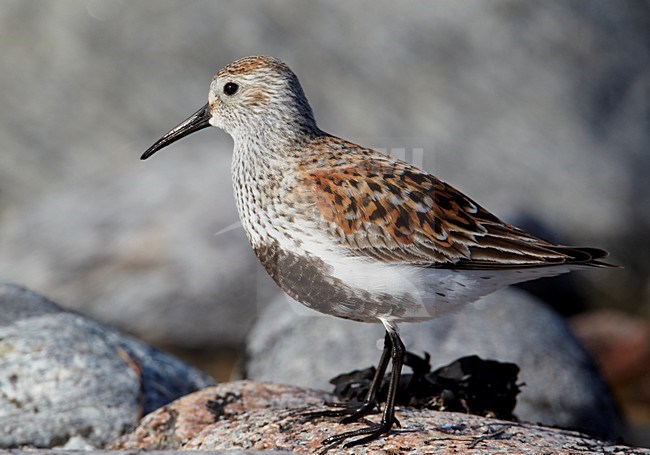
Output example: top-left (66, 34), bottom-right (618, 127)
top-left (141, 103), bottom-right (212, 160)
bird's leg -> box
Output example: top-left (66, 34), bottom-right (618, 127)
top-left (304, 331), bottom-right (392, 421)
top-left (339, 331), bottom-right (392, 422)
top-left (321, 327), bottom-right (405, 449)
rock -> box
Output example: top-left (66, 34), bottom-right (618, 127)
top-left (245, 288), bottom-right (622, 439)
top-left (571, 309), bottom-right (650, 385)
top-left (571, 309), bottom-right (650, 447)
top-left (109, 381), bottom-right (326, 451)
top-left (0, 281), bottom-right (214, 449)
top-left (58, 436), bottom-right (97, 451)
top-left (8, 451), bottom-right (290, 455)
top-left (112, 381), bottom-right (645, 454)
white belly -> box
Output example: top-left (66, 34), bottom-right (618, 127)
top-left (241, 201), bottom-right (577, 323)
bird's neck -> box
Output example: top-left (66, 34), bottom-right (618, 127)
top-left (232, 126), bottom-right (322, 170)
top-left (228, 140), bottom-right (283, 249)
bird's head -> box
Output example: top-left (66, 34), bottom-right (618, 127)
top-left (141, 56), bottom-right (317, 160)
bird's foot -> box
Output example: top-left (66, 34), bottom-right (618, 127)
top-left (303, 399), bottom-right (379, 423)
top-left (318, 416), bottom-right (399, 454)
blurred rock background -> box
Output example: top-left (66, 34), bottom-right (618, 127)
top-left (0, 0), bottom-right (648, 445)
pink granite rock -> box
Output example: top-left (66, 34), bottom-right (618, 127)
top-left (111, 381), bottom-right (646, 454)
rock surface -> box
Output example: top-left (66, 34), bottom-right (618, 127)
top-left (8, 452), bottom-right (290, 455)
top-left (0, 281), bottom-right (214, 448)
top-left (112, 381), bottom-right (645, 454)
top-left (246, 288), bottom-right (622, 439)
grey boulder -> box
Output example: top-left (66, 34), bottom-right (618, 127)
top-left (0, 281), bottom-right (214, 449)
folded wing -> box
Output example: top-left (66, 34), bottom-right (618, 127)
top-left (303, 150), bottom-right (609, 270)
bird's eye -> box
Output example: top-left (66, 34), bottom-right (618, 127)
top-left (223, 82), bottom-right (239, 96)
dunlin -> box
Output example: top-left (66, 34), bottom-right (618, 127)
top-left (142, 56), bottom-right (612, 449)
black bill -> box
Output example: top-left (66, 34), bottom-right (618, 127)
top-left (141, 103), bottom-right (212, 160)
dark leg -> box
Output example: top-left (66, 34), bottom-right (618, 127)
top-left (321, 327), bottom-right (406, 448)
top-left (304, 331), bottom-right (392, 421)
top-left (339, 331), bottom-right (393, 423)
